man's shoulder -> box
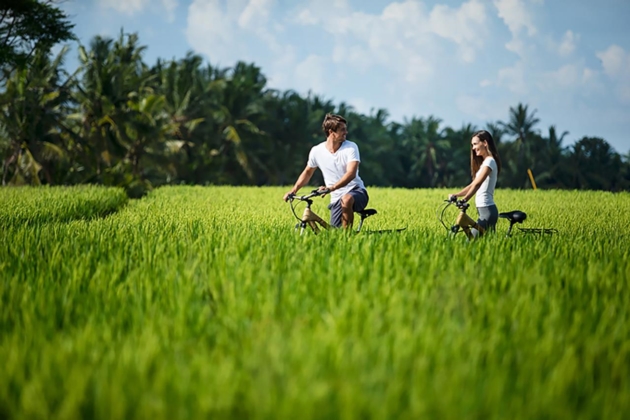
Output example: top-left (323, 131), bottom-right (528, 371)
top-left (310, 141), bottom-right (327, 151)
top-left (341, 140), bottom-right (359, 150)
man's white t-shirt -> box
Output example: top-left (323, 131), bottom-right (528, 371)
top-left (475, 157), bottom-right (498, 208)
top-left (307, 140), bottom-right (366, 204)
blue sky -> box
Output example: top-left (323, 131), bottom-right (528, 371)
top-left (59, 0), bottom-right (630, 154)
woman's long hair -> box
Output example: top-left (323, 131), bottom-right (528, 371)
top-left (470, 130), bottom-right (502, 179)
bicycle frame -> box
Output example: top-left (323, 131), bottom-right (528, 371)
top-left (453, 202), bottom-right (485, 240)
top-left (288, 189), bottom-right (377, 235)
top-left (438, 199), bottom-right (485, 240)
top-left (296, 194), bottom-right (330, 235)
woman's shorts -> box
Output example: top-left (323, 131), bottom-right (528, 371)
top-left (476, 204), bottom-right (499, 231)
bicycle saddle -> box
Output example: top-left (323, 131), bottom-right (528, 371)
top-left (499, 210), bottom-right (527, 224)
top-left (357, 209), bottom-right (377, 218)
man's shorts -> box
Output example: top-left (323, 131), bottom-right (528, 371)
top-left (328, 188), bottom-right (369, 228)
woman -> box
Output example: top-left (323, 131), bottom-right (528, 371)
top-left (449, 130), bottom-right (502, 234)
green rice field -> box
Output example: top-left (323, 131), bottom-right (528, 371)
top-left (1, 185), bottom-right (629, 419)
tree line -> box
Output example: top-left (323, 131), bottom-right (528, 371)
top-left (1, 3), bottom-right (629, 197)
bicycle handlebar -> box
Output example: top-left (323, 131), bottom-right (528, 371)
top-left (288, 188), bottom-right (330, 202)
top-left (444, 197), bottom-right (469, 211)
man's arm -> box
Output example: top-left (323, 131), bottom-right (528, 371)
top-left (328, 161), bottom-right (359, 192)
top-left (283, 166), bottom-right (317, 201)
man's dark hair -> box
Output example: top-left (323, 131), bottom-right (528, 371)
top-left (322, 113), bottom-right (347, 136)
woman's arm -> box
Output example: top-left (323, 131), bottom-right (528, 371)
top-left (461, 165), bottom-right (492, 202)
top-left (451, 184), bottom-right (473, 199)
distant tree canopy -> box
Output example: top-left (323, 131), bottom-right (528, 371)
top-left (0, 0), bottom-right (74, 77)
top-left (0, 25), bottom-right (628, 196)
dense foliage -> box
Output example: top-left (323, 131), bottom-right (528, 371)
top-left (0, 27), bottom-right (628, 195)
top-left (0, 0), bottom-right (74, 75)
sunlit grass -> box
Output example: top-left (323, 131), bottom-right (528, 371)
top-left (1, 186), bottom-right (629, 419)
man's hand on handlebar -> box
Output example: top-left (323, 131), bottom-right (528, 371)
top-left (317, 186), bottom-right (332, 198)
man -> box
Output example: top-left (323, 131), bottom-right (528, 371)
top-left (283, 113), bottom-right (369, 229)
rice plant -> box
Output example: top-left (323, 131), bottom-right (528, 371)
top-left (1, 186), bottom-right (629, 419)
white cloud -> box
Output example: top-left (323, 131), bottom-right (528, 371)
top-left (496, 61), bottom-right (527, 94)
top-left (331, 44), bottom-right (372, 70)
top-left (186, 0), bottom-right (492, 100)
top-left (185, 0), bottom-right (303, 93)
top-left (185, 0), bottom-right (286, 66)
top-left (292, 0), bottom-right (491, 90)
top-left (493, 0), bottom-right (537, 36)
top-left (456, 94), bottom-right (516, 123)
top-left (558, 30), bottom-right (578, 57)
top-left (597, 45), bottom-right (630, 79)
top-left (162, 0), bottom-right (178, 22)
top-left (493, 0), bottom-right (541, 60)
top-left (505, 37), bottom-right (527, 56)
top-left (428, 0), bottom-right (488, 62)
top-left (543, 64), bottom-right (581, 87)
top-left (295, 9), bottom-right (318, 25)
top-left (98, 0), bottom-right (178, 20)
top-left (596, 45), bottom-right (630, 102)
top-left (98, 0), bottom-right (148, 14)
top-left (294, 55), bottom-right (328, 94)
top-left (238, 0), bottom-right (274, 28)
top-left (347, 97), bottom-right (373, 115)
top-left (186, 0), bottom-right (242, 64)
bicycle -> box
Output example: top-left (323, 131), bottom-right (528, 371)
top-left (437, 197), bottom-right (485, 240)
top-left (437, 197), bottom-right (557, 239)
top-left (286, 189), bottom-right (378, 235)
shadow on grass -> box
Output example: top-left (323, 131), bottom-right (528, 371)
top-left (1, 201), bottom-right (130, 227)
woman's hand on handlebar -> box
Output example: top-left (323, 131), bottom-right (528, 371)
top-left (283, 191), bottom-right (296, 202)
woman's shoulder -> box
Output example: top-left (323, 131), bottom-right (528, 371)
top-left (483, 156), bottom-right (497, 169)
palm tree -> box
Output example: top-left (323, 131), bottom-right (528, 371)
top-left (401, 116), bottom-right (451, 187)
top-left (0, 46), bottom-right (73, 185)
top-left (121, 89), bottom-right (177, 183)
top-left (501, 103), bottom-right (540, 187)
top-left (485, 121), bottom-right (506, 144)
top-left (149, 54), bottom-right (206, 183)
top-left (212, 62), bottom-right (269, 184)
top-left (70, 31), bottom-right (151, 186)
top-left (257, 89), bottom-right (321, 185)
top-left (533, 126), bottom-right (569, 188)
top-left (442, 124), bottom-right (477, 187)
top-left (568, 137), bottom-right (622, 190)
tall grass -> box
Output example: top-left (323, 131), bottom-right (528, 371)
top-left (1, 186), bottom-right (629, 419)
top-left (0, 185), bottom-right (128, 225)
